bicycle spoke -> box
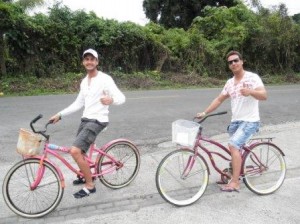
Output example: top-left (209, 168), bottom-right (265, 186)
top-left (118, 152), bottom-right (135, 164)
top-left (243, 143), bottom-right (286, 195)
top-left (98, 142), bottom-right (140, 189)
top-left (3, 159), bottom-right (64, 218)
top-left (164, 163), bottom-right (206, 181)
top-left (156, 149), bottom-right (209, 206)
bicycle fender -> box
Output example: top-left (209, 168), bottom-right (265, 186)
top-left (100, 138), bottom-right (138, 152)
top-left (95, 138), bottom-right (139, 169)
top-left (248, 142), bottom-right (285, 156)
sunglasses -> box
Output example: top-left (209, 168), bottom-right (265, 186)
top-left (227, 58), bottom-right (240, 65)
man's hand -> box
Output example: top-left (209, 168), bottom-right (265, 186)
top-left (240, 82), bottom-right (251, 97)
top-left (49, 114), bottom-right (61, 124)
top-left (196, 112), bottom-right (206, 118)
top-left (100, 91), bottom-right (113, 105)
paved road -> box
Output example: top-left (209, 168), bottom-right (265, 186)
top-left (0, 85), bottom-right (300, 223)
top-left (1, 85), bottom-right (299, 162)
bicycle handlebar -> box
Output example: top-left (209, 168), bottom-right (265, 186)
top-left (30, 114), bottom-right (52, 140)
top-left (194, 111), bottom-right (227, 124)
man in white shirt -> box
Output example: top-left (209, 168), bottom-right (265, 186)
top-left (196, 51), bottom-right (267, 192)
top-left (50, 49), bottom-right (125, 198)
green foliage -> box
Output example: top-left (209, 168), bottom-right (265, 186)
top-left (1, 0), bottom-right (300, 95)
top-left (143, 0), bottom-right (238, 29)
top-left (193, 4), bottom-right (257, 52)
top-left (16, 0), bottom-right (44, 10)
top-left (292, 13), bottom-right (300, 24)
top-left (0, 73), bottom-right (83, 95)
top-left (0, 2), bottom-right (18, 30)
top-left (191, 3), bottom-right (300, 75)
top-left (244, 4), bottom-right (300, 74)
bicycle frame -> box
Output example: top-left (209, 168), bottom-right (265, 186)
top-left (26, 138), bottom-right (134, 190)
top-left (196, 135), bottom-right (231, 176)
top-left (186, 125), bottom-right (284, 180)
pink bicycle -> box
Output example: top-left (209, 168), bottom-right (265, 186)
top-left (2, 114), bottom-right (141, 218)
top-left (156, 111), bottom-right (286, 206)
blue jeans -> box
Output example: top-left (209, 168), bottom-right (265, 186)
top-left (227, 121), bottom-right (260, 150)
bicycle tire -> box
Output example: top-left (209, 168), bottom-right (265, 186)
top-left (98, 141), bottom-right (140, 189)
top-left (156, 149), bottom-right (209, 206)
top-left (2, 158), bottom-right (64, 218)
top-left (242, 142), bottom-right (286, 195)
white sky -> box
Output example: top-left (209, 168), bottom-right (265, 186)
top-left (34, 0), bottom-right (300, 26)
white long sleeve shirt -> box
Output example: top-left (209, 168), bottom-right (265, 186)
top-left (59, 71), bottom-right (125, 122)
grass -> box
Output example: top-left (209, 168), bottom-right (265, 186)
top-left (0, 72), bottom-right (300, 97)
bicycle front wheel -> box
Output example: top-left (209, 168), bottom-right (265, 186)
top-left (2, 159), bottom-right (64, 218)
top-left (98, 141), bottom-right (140, 189)
top-left (156, 149), bottom-right (209, 206)
top-left (243, 142), bottom-right (286, 195)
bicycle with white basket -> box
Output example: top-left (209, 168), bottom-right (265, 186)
top-left (155, 111), bottom-right (286, 206)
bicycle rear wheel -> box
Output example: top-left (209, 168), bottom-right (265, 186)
top-left (243, 142), bottom-right (286, 195)
top-left (156, 149), bottom-right (209, 206)
top-left (2, 159), bottom-right (64, 218)
top-left (98, 141), bottom-right (140, 189)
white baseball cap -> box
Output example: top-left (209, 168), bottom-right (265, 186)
top-left (82, 48), bottom-right (98, 59)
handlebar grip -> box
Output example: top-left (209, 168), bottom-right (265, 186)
top-left (31, 114), bottom-right (43, 123)
top-left (195, 110), bottom-right (228, 124)
top-left (30, 114), bottom-right (43, 133)
top-left (214, 111), bottom-right (227, 115)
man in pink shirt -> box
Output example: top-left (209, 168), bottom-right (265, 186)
top-left (196, 51), bottom-right (267, 192)
top-left (50, 49), bottom-right (125, 198)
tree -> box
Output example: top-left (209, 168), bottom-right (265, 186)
top-left (0, 0), bottom-right (45, 77)
top-left (292, 13), bottom-right (300, 24)
top-left (250, 4), bottom-right (300, 74)
top-left (15, 0), bottom-right (44, 11)
top-left (142, 0), bottom-right (238, 29)
top-left (191, 2), bottom-right (300, 75)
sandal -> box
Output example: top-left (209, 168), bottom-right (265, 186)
top-left (220, 185), bottom-right (240, 192)
top-left (73, 187), bottom-right (96, 198)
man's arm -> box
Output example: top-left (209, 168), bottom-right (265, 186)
top-left (196, 93), bottom-right (229, 117)
top-left (106, 77), bottom-right (126, 105)
top-left (49, 91), bottom-right (84, 123)
top-left (240, 86), bottom-right (267, 100)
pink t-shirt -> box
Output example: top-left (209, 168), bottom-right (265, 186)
top-left (221, 71), bottom-right (264, 122)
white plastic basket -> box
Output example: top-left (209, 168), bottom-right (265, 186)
top-left (17, 128), bottom-right (42, 156)
top-left (172, 119), bottom-right (200, 147)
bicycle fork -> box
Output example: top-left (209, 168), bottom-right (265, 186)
top-left (24, 158), bottom-right (65, 190)
top-left (23, 159), bottom-right (45, 191)
top-left (181, 155), bottom-right (196, 179)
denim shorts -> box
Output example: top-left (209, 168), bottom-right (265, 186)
top-left (73, 118), bottom-right (108, 153)
top-left (227, 121), bottom-right (260, 150)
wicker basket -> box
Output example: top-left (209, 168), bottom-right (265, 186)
top-left (17, 128), bottom-right (42, 156)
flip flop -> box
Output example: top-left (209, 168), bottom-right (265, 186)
top-left (216, 180), bottom-right (227, 184)
top-left (220, 185), bottom-right (240, 192)
top-left (73, 187), bottom-right (96, 198)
